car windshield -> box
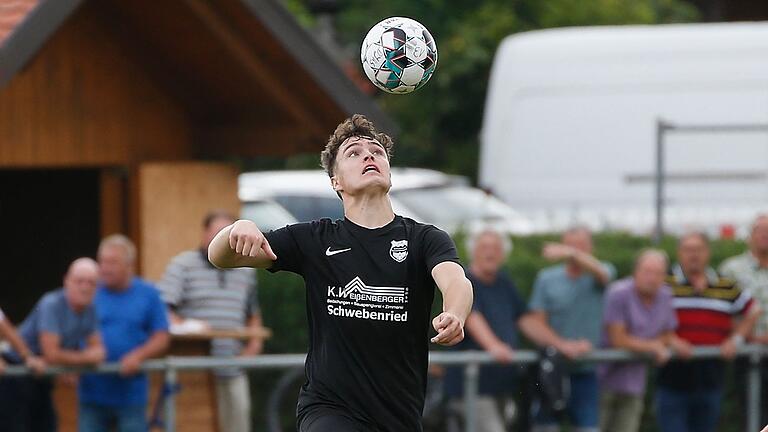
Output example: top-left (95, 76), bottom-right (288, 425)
top-left (271, 195), bottom-right (344, 222)
top-left (391, 186), bottom-right (518, 224)
top-left (241, 201), bottom-right (297, 232)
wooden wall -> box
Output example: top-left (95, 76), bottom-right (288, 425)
top-left (137, 162), bottom-right (240, 281)
top-left (0, 1), bottom-right (191, 168)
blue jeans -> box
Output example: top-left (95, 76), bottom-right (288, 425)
top-left (655, 386), bottom-right (722, 432)
top-left (79, 403), bottom-right (147, 432)
top-left (533, 370), bottom-right (599, 429)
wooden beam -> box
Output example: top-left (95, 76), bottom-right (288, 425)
top-left (183, 0), bottom-right (326, 139)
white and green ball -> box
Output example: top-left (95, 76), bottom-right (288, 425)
top-left (361, 17), bottom-right (438, 94)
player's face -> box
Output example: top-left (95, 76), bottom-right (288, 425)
top-left (678, 235), bottom-right (710, 274)
top-left (633, 256), bottom-right (666, 297)
top-left (98, 245), bottom-right (133, 289)
top-left (64, 264), bottom-right (98, 308)
top-left (332, 136), bottom-right (391, 196)
top-left (472, 232), bottom-right (505, 274)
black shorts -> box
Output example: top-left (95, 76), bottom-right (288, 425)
top-left (298, 407), bottom-right (373, 432)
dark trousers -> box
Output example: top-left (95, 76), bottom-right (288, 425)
top-left (655, 385), bottom-right (722, 432)
top-left (0, 374), bottom-right (56, 432)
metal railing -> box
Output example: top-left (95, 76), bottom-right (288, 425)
top-left (3, 345), bottom-right (766, 432)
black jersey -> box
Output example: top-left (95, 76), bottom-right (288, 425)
top-left (265, 215), bottom-right (460, 431)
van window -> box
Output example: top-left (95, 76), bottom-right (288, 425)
top-left (272, 195), bottom-right (344, 222)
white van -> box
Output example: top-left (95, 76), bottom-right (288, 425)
top-left (479, 22), bottom-right (768, 236)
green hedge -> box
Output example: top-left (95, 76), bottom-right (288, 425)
top-left (252, 232), bottom-right (750, 431)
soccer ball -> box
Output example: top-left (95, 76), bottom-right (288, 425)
top-left (360, 17), bottom-right (438, 94)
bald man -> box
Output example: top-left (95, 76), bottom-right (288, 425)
top-left (0, 257), bottom-right (105, 432)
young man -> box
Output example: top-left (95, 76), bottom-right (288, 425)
top-left (209, 114), bottom-right (473, 431)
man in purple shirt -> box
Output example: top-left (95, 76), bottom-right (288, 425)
top-left (598, 249), bottom-right (690, 432)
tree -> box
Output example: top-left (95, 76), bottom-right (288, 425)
top-left (323, 0), bottom-right (699, 181)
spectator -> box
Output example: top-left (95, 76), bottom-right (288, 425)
top-left (444, 228), bottom-right (554, 432)
top-left (719, 214), bottom-right (768, 426)
top-left (656, 231), bottom-right (759, 432)
top-left (527, 227), bottom-right (616, 432)
top-left (0, 257), bottom-right (104, 432)
top-left (0, 308), bottom-right (46, 375)
top-left (78, 235), bottom-right (170, 432)
top-left (598, 249), bottom-right (686, 432)
top-left (158, 210), bottom-right (262, 432)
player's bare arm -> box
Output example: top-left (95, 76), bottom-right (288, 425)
top-left (430, 261), bottom-right (473, 346)
top-left (208, 219), bottom-right (277, 269)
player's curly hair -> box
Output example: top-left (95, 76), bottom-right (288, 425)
top-left (320, 114), bottom-right (393, 177)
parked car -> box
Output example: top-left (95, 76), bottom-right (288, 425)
top-left (240, 198), bottom-right (297, 232)
top-left (239, 168), bottom-right (534, 235)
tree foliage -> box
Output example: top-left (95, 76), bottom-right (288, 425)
top-left (319, 0), bottom-right (699, 180)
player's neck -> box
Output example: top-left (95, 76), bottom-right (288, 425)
top-left (343, 193), bottom-right (395, 229)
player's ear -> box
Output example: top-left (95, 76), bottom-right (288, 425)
top-left (330, 175), bottom-right (341, 191)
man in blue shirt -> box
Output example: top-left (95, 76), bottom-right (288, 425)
top-left (528, 227), bottom-right (616, 432)
top-left (79, 235), bottom-right (170, 432)
top-left (445, 228), bottom-right (552, 432)
top-left (0, 257), bottom-right (104, 432)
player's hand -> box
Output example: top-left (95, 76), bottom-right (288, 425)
top-left (120, 351), bottom-right (143, 376)
top-left (542, 243), bottom-right (575, 262)
top-left (488, 343), bottom-right (515, 363)
top-left (431, 312), bottom-right (464, 346)
top-left (25, 356), bottom-right (46, 375)
top-left (229, 220), bottom-right (277, 260)
top-left (557, 339), bottom-right (592, 359)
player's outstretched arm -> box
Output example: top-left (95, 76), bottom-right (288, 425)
top-left (430, 261), bottom-right (473, 346)
top-left (208, 220), bottom-right (277, 269)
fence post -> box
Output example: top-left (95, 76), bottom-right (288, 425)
top-left (747, 350), bottom-right (762, 432)
top-left (464, 362), bottom-right (480, 432)
top-left (165, 365), bottom-right (178, 432)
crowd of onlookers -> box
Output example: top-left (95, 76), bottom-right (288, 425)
top-left (444, 215), bottom-right (768, 432)
top-left (1, 210), bottom-right (767, 432)
top-left (0, 210), bottom-right (261, 432)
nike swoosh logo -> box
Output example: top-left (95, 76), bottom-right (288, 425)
top-left (325, 247), bottom-right (352, 256)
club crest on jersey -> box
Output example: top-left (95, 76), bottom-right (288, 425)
top-left (389, 240), bottom-right (408, 262)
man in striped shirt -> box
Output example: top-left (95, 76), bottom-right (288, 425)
top-left (158, 210), bottom-right (262, 432)
top-left (656, 231), bottom-right (759, 432)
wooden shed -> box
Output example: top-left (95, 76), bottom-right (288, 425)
top-left (0, 0), bottom-right (393, 322)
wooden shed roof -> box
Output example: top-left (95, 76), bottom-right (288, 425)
top-left (0, 0), bottom-right (395, 155)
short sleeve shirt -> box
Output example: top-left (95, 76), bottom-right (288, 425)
top-left (445, 270), bottom-right (528, 396)
top-left (79, 279), bottom-right (170, 407)
top-left (719, 252), bottom-right (768, 337)
top-left (598, 278), bottom-right (677, 395)
top-left (17, 289), bottom-right (97, 357)
top-left (529, 263), bottom-right (615, 345)
top-left (265, 216), bottom-right (460, 432)
top-left (157, 249), bottom-right (258, 376)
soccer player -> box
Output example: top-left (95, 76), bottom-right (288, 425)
top-left (209, 114), bottom-right (473, 431)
